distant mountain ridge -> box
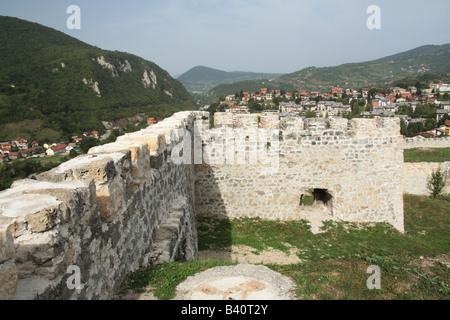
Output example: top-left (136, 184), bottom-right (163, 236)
top-left (206, 44), bottom-right (450, 100)
top-left (177, 65), bottom-right (283, 94)
top-left (0, 16), bottom-right (195, 140)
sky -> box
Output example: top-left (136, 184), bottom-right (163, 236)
top-left (1, 0), bottom-right (450, 77)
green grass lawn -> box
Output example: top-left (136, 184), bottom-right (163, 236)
top-left (31, 155), bottom-right (69, 166)
top-left (404, 148), bottom-right (450, 163)
top-left (0, 119), bottom-right (60, 142)
top-left (120, 194), bottom-right (450, 300)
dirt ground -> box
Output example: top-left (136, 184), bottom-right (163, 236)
top-left (408, 253), bottom-right (450, 271)
top-left (198, 244), bottom-right (303, 265)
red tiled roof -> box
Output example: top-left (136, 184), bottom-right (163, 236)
top-left (51, 144), bottom-right (67, 152)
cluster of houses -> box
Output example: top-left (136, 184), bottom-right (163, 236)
top-left (221, 88), bottom-right (358, 115)
top-left (0, 117), bottom-right (163, 164)
top-left (279, 101), bottom-right (353, 117)
top-left (363, 83), bottom-right (450, 131)
top-left (147, 117), bottom-right (157, 125)
top-left (424, 119), bottom-right (450, 137)
top-left (83, 131), bottom-right (99, 139)
top-left (213, 81), bottom-right (450, 136)
top-left (224, 88), bottom-right (354, 104)
top-left (0, 136), bottom-right (82, 164)
top-left (0, 138), bottom-right (43, 163)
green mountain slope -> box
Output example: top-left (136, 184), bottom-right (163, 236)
top-left (207, 44), bottom-right (450, 99)
top-left (178, 65), bottom-right (282, 94)
top-left (0, 16), bottom-right (195, 140)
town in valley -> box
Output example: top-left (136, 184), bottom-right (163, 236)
top-left (2, 81), bottom-right (450, 168)
top-left (205, 81), bottom-right (450, 137)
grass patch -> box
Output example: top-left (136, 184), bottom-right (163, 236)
top-left (404, 147), bottom-right (450, 163)
top-left (269, 257), bottom-right (450, 300)
top-left (197, 211), bottom-right (445, 262)
top-left (122, 194), bottom-right (450, 300)
top-left (0, 119), bottom-right (60, 142)
top-left (198, 216), bottom-right (312, 255)
top-left (31, 155), bottom-right (69, 166)
top-left (403, 194), bottom-right (450, 256)
top-left (301, 189), bottom-right (315, 206)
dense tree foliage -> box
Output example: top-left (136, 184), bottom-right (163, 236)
top-left (0, 16), bottom-right (195, 139)
top-left (0, 158), bottom-right (64, 191)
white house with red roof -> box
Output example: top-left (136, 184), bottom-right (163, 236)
top-left (46, 144), bottom-right (67, 156)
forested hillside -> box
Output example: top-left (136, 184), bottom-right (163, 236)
top-left (0, 16), bottom-right (195, 141)
top-left (178, 65), bottom-right (282, 94)
top-left (206, 44), bottom-right (450, 100)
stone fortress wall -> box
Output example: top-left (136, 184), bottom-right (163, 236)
top-left (196, 113), bottom-right (406, 232)
top-left (402, 162), bottom-right (450, 195)
top-left (401, 132), bottom-right (450, 196)
top-left (0, 111), bottom-right (449, 300)
top-left (402, 136), bottom-right (450, 149)
top-left (0, 111), bottom-right (207, 300)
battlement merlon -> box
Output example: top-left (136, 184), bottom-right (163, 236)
top-left (213, 113), bottom-right (402, 138)
top-left (88, 111), bottom-right (209, 157)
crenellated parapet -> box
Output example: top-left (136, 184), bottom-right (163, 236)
top-left (214, 112), bottom-right (401, 137)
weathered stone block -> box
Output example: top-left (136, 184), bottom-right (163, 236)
top-left (0, 225), bottom-right (15, 263)
top-left (0, 261), bottom-right (18, 300)
top-left (26, 208), bottom-right (58, 233)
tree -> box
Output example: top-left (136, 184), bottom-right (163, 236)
top-left (248, 102), bottom-right (263, 113)
top-left (413, 103), bottom-right (436, 119)
top-left (398, 104), bottom-right (413, 116)
top-left (400, 118), bottom-right (407, 136)
top-left (358, 98), bottom-right (366, 107)
top-left (438, 114), bottom-right (450, 126)
top-left (406, 122), bottom-right (424, 137)
top-left (427, 167), bottom-right (447, 199)
top-left (305, 110), bottom-right (317, 118)
top-left (69, 149), bottom-right (78, 159)
top-left (344, 111), bottom-right (353, 120)
top-left (425, 118), bottom-right (437, 130)
top-left (80, 137), bottom-right (99, 154)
